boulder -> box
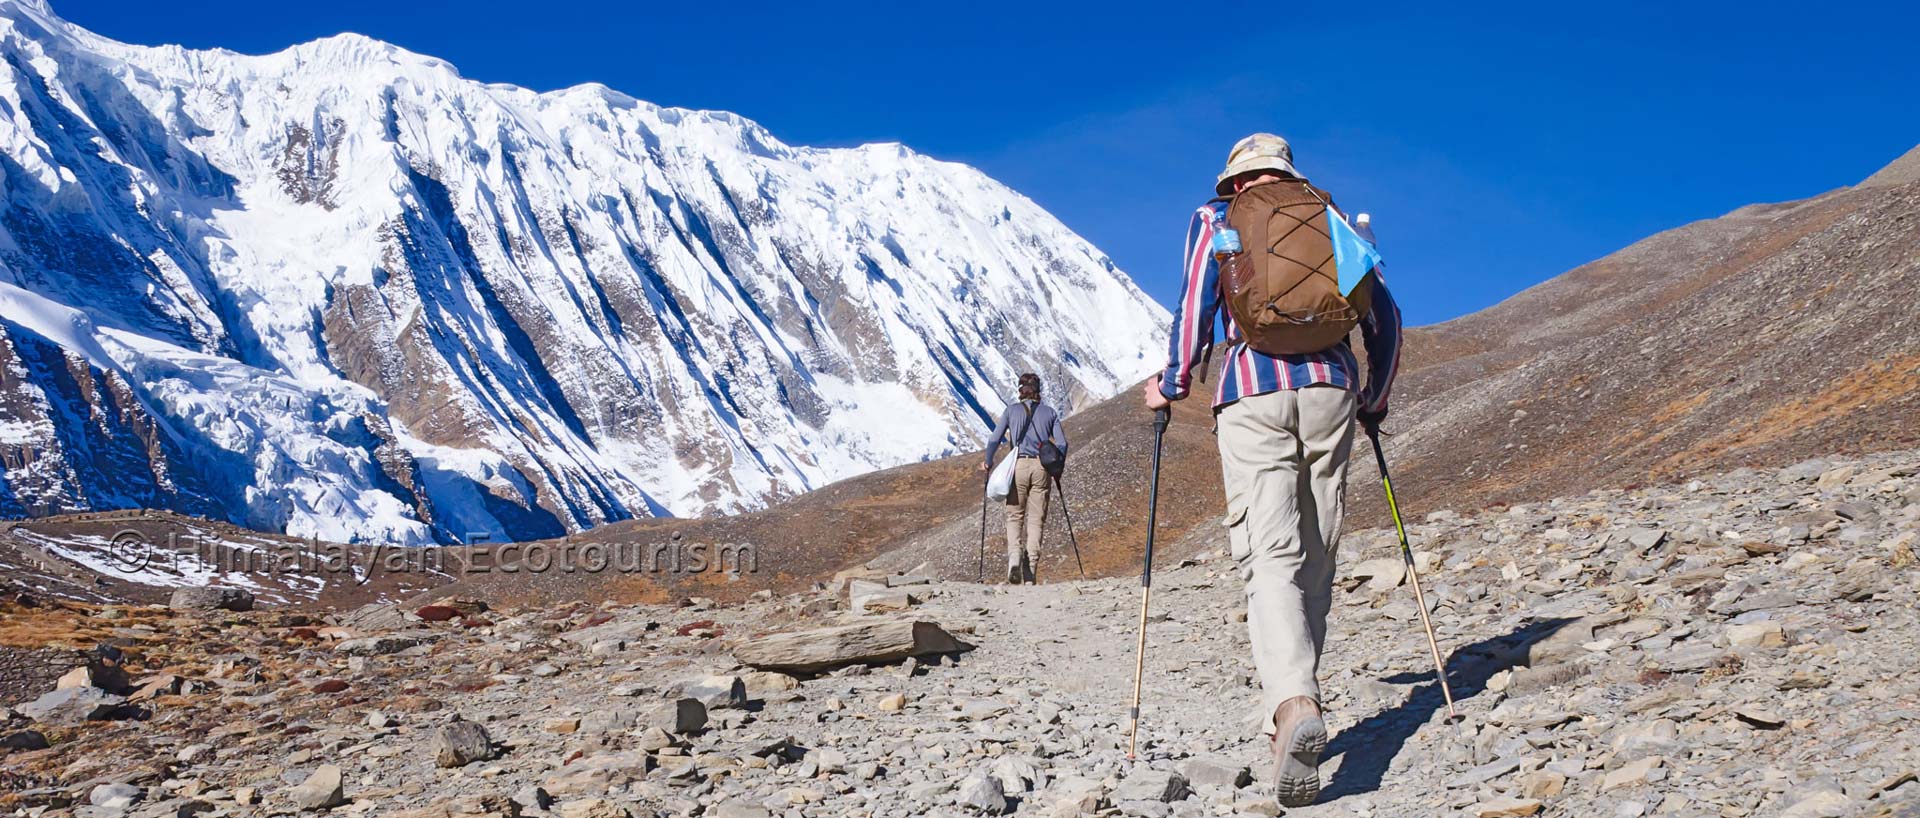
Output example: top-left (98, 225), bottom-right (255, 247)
top-left (740, 671), bottom-right (799, 694)
top-left (643, 699), bottom-right (707, 735)
top-left (16, 687), bottom-right (132, 725)
top-left (288, 765), bottom-right (346, 810)
top-left (677, 675), bottom-right (748, 709)
top-left (433, 720), bottom-right (495, 767)
top-left (90, 782), bottom-right (144, 809)
top-left (1045, 776), bottom-right (1107, 815)
top-left (426, 596), bottom-right (489, 617)
top-left (1178, 756), bottom-right (1251, 790)
top-left (958, 773), bottom-right (1009, 815)
top-left (732, 620), bottom-right (971, 673)
top-left (1349, 558), bottom-right (1406, 593)
top-left (0, 730), bottom-right (50, 750)
top-left (335, 631), bottom-right (440, 656)
top-left (168, 587), bottom-right (254, 612)
top-left (852, 590), bottom-right (919, 613)
top-left (413, 605), bottom-right (461, 623)
top-left (988, 755), bottom-right (1043, 793)
top-left (339, 602), bottom-right (409, 631)
top-left (1727, 621), bottom-right (1786, 649)
top-left (1111, 769), bottom-right (1189, 803)
top-left (56, 662), bottom-right (130, 694)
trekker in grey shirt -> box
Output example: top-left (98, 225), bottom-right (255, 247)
top-left (980, 372), bottom-right (1068, 583)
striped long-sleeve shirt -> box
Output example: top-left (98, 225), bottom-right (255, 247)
top-left (1158, 198), bottom-right (1403, 412)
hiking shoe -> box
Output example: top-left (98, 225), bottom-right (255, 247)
top-left (1006, 565), bottom-right (1022, 585)
top-left (1271, 696), bottom-right (1327, 807)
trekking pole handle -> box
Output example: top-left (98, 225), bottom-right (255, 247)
top-left (1152, 406), bottom-right (1170, 433)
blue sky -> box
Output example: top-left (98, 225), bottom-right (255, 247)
top-left (62, 0), bottom-right (1919, 325)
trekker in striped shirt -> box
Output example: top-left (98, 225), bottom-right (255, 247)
top-left (1141, 133), bottom-right (1402, 806)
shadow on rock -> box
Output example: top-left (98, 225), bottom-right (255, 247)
top-left (1320, 616), bottom-right (1578, 802)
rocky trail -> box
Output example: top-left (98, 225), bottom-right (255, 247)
top-left (3, 451), bottom-right (1918, 818)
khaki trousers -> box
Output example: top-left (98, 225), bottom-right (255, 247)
top-left (1217, 386), bottom-right (1356, 734)
top-left (1004, 458), bottom-right (1050, 574)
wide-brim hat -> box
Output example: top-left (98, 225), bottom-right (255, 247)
top-left (1216, 133), bottom-right (1301, 196)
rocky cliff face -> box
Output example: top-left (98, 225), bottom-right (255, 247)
top-left (0, 320), bottom-right (216, 521)
top-left (0, 0), bottom-right (1168, 543)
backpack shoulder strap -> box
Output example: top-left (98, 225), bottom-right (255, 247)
top-left (1013, 401), bottom-right (1037, 447)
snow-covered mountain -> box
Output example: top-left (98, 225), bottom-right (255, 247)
top-left (0, 0), bottom-right (1168, 544)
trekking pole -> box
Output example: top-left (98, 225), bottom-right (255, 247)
top-left (1052, 475), bottom-right (1087, 579)
top-left (1126, 406), bottom-right (1171, 760)
top-left (1366, 427), bottom-right (1459, 722)
top-left (977, 468), bottom-right (990, 583)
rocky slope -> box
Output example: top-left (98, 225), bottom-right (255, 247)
top-left (0, 0), bottom-right (1167, 544)
top-left (1389, 151), bottom-right (1920, 513)
top-left (2, 449), bottom-right (1915, 817)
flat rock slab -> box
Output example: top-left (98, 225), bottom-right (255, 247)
top-left (335, 631), bottom-right (441, 656)
top-left (168, 587), bottom-right (254, 612)
top-left (732, 620), bottom-right (971, 673)
top-left (17, 687), bottom-right (132, 725)
top-left (1179, 756), bottom-right (1252, 790)
top-left (1471, 797), bottom-right (1543, 817)
top-left (1112, 769), bottom-right (1190, 803)
top-left (338, 602), bottom-right (409, 631)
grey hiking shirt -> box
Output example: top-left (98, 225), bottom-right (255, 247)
top-left (984, 401), bottom-right (1067, 466)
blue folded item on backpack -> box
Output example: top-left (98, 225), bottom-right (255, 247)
top-left (1327, 211), bottom-right (1383, 295)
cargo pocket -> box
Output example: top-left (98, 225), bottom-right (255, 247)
top-left (1224, 505), bottom-right (1251, 565)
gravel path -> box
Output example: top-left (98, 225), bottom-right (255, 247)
top-left (3, 451), bottom-right (1917, 818)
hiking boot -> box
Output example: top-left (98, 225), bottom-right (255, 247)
top-left (1270, 696), bottom-right (1327, 807)
top-left (1006, 564), bottom-right (1022, 585)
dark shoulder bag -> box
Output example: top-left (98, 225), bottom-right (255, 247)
top-left (1037, 405), bottom-right (1066, 478)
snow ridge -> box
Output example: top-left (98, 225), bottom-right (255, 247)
top-left (0, 1), bottom-right (1169, 543)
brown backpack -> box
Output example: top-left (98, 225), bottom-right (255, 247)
top-left (1215, 179), bottom-right (1370, 355)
